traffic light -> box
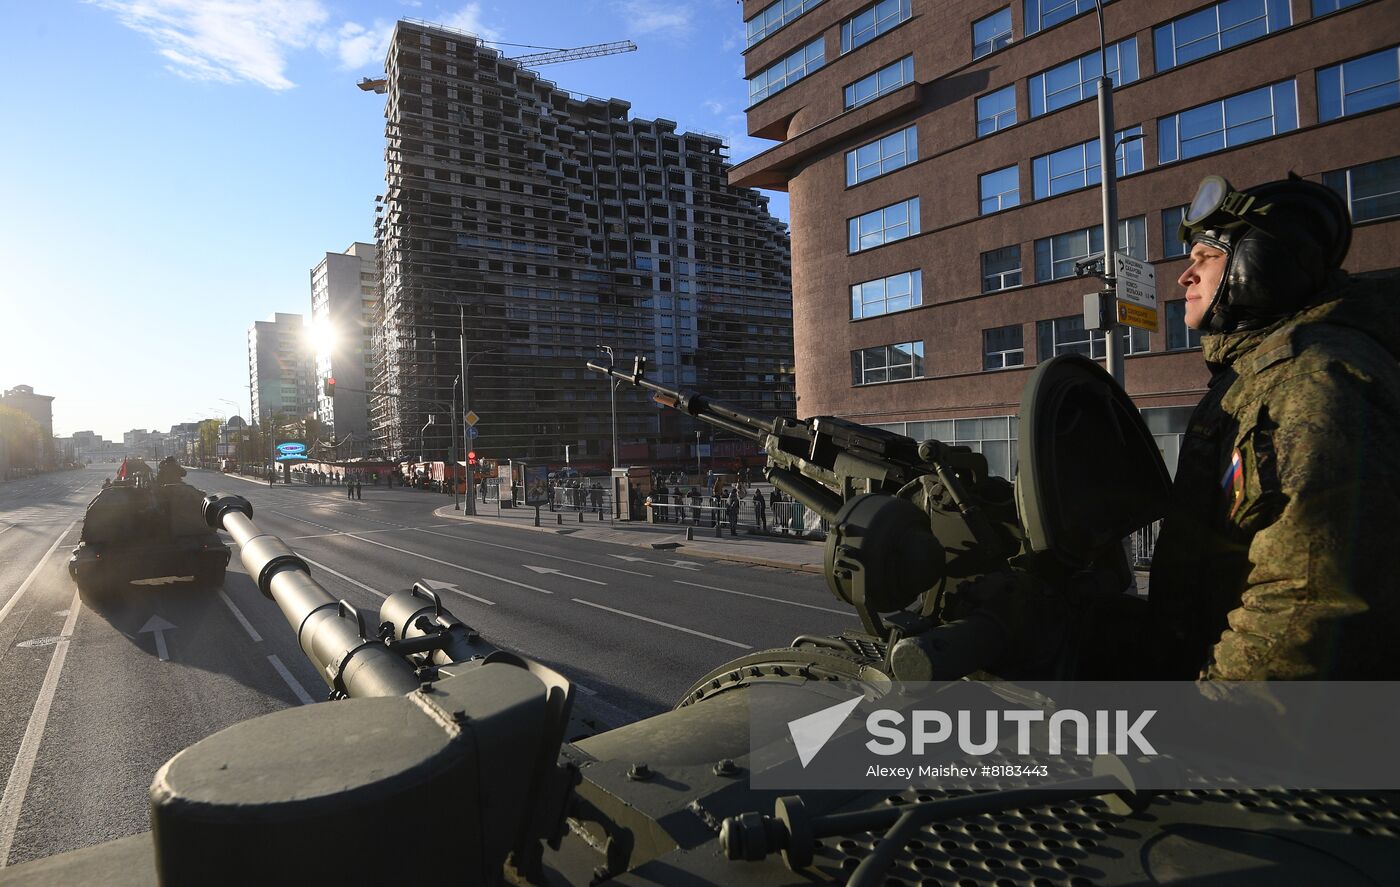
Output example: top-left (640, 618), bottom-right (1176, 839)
top-left (324, 377), bottom-right (336, 397)
top-left (467, 451), bottom-right (477, 466)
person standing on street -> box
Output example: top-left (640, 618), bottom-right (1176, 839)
top-left (1147, 173), bottom-right (1400, 680)
top-left (752, 488), bottom-right (767, 533)
top-left (726, 487), bottom-right (740, 535)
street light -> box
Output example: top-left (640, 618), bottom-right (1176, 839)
top-left (419, 414), bottom-right (435, 466)
top-left (1092, 0), bottom-right (1126, 385)
top-left (598, 345), bottom-right (619, 469)
top-left (459, 306), bottom-right (500, 516)
top-left (451, 375), bottom-right (461, 511)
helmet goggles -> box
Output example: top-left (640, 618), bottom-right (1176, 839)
top-left (1177, 175), bottom-right (1276, 245)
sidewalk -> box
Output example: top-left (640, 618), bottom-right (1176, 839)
top-left (432, 502), bottom-right (827, 574)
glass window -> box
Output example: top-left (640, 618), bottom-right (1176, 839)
top-left (842, 0), bottom-right (912, 53)
top-left (1037, 316), bottom-right (1149, 361)
top-left (1032, 126), bottom-right (1144, 198)
top-left (1154, 0), bottom-right (1291, 71)
top-left (852, 341), bottom-right (925, 384)
top-left (844, 55), bottom-right (915, 109)
top-left (1119, 215), bottom-right (1147, 261)
top-left (1028, 38), bottom-right (1139, 117)
top-left (979, 165), bottom-right (1020, 215)
top-left (1162, 205), bottom-right (1190, 258)
top-left (976, 86), bottom-right (1018, 137)
top-left (973, 7), bottom-right (1013, 59)
top-left (746, 0), bottom-right (824, 48)
top-left (983, 325), bottom-right (1025, 370)
top-left (851, 269), bottom-right (923, 319)
top-left (848, 198), bottom-right (921, 252)
top-left (1024, 0), bottom-right (1098, 36)
top-left (982, 245), bottom-right (1022, 293)
top-left (1313, 0), bottom-right (1367, 14)
top-left (1036, 225), bottom-right (1101, 281)
top-left (846, 125), bottom-right (918, 185)
top-left (749, 38), bottom-right (825, 105)
top-left (1165, 300), bottom-right (1203, 350)
top-left (1323, 156), bottom-right (1400, 222)
top-left (1158, 80), bottom-right (1297, 163)
top-left (1317, 47), bottom-right (1400, 123)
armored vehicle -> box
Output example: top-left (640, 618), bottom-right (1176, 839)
top-left (67, 468), bottom-right (231, 597)
top-left (7, 355), bottom-right (1398, 886)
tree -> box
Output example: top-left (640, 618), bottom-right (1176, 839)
top-left (198, 420), bottom-right (222, 467)
top-left (0, 405), bottom-right (42, 474)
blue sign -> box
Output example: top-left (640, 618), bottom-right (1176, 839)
top-left (275, 440), bottom-right (309, 462)
top-left (468, 427), bottom-right (479, 438)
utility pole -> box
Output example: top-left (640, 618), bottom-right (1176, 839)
top-left (598, 345), bottom-right (618, 469)
top-left (451, 375), bottom-right (461, 511)
top-left (460, 307), bottom-right (473, 515)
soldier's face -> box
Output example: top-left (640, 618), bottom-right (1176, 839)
top-left (1178, 243), bottom-right (1227, 329)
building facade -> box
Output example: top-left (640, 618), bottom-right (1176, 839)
top-left (247, 313), bottom-right (316, 424)
top-left (310, 242), bottom-right (379, 450)
top-left (371, 19), bottom-right (794, 464)
top-left (732, 0), bottom-right (1400, 477)
top-left (1, 385), bottom-right (56, 470)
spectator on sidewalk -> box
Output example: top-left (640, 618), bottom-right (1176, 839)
top-left (655, 483), bottom-right (669, 522)
top-left (752, 488), bottom-right (767, 533)
top-left (726, 488), bottom-right (740, 536)
top-left (689, 487), bottom-right (701, 524)
top-left (770, 488), bottom-right (785, 534)
top-left (355, 479), bottom-right (363, 500)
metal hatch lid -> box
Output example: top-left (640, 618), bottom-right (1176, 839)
top-left (1015, 353), bottom-right (1171, 568)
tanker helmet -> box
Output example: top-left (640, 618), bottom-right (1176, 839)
top-left (1177, 173), bottom-right (1352, 332)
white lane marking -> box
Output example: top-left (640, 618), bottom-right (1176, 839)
top-left (608, 554), bottom-right (652, 563)
top-left (297, 556), bottom-right (387, 600)
top-left (608, 553), bottom-right (697, 572)
top-left (0, 589), bottom-right (82, 866)
top-left (0, 521), bottom-right (76, 630)
top-left (347, 535), bottom-right (554, 595)
top-left (419, 579), bottom-right (496, 607)
top-left (138, 615), bottom-right (176, 662)
top-left (269, 510), bottom-right (338, 532)
top-left (570, 598), bottom-right (751, 650)
top-left (413, 528), bottom-right (653, 577)
top-left (285, 525), bottom-right (430, 540)
top-left (267, 654), bottom-right (316, 705)
top-left (673, 580), bottom-right (853, 615)
top-left (0, 525), bottom-right (12, 537)
top-left (218, 590), bottom-right (262, 642)
top-left (524, 565), bottom-right (607, 586)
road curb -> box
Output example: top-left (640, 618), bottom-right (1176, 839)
top-left (431, 506), bottom-right (824, 574)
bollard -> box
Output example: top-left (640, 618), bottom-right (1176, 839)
top-left (557, 512), bottom-right (563, 525)
top-left (534, 505), bottom-right (541, 528)
top-left (578, 511), bottom-right (583, 524)
top-left (685, 526), bottom-right (694, 542)
top-left (714, 520), bottom-right (722, 539)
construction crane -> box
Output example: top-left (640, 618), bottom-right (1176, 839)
top-left (357, 38), bottom-right (637, 93)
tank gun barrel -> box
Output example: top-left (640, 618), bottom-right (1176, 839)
top-left (203, 495), bottom-right (422, 698)
top-left (586, 356), bottom-right (778, 443)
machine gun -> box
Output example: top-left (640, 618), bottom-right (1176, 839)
top-left (587, 353), bottom-right (1169, 681)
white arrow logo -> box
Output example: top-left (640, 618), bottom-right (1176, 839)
top-left (419, 579), bottom-right (495, 606)
top-left (523, 565), bottom-right (607, 586)
top-left (668, 560), bottom-right (702, 571)
top-left (139, 615), bottom-right (176, 662)
top-left (788, 695), bottom-right (864, 768)
top-left (608, 554), bottom-right (652, 563)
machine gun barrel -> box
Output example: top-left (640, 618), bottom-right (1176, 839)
top-left (586, 358), bottom-right (778, 443)
top-left (202, 495), bottom-right (421, 699)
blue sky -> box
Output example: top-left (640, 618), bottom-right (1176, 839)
top-left (1, 0), bottom-right (787, 440)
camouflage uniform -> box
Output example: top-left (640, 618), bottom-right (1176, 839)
top-left (1149, 275), bottom-right (1400, 679)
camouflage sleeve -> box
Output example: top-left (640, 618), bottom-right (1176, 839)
top-left (1205, 367), bottom-right (1400, 680)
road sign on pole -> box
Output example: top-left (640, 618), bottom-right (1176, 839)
top-left (468, 426), bottom-right (479, 438)
top-left (464, 410), bottom-right (480, 427)
top-left (1114, 252), bottom-right (1157, 309)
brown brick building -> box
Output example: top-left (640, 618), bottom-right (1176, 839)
top-left (732, 0), bottom-right (1400, 477)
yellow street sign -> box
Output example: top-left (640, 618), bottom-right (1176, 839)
top-left (1116, 300), bottom-right (1159, 332)
top-left (464, 410), bottom-right (480, 427)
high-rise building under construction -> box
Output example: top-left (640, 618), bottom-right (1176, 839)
top-left (370, 19), bottom-right (794, 466)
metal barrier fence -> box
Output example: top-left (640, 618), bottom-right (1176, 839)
top-left (642, 495), bottom-right (827, 539)
top-left (1130, 520), bottom-right (1161, 566)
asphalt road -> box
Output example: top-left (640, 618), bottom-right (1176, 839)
top-left (0, 465), bottom-right (858, 869)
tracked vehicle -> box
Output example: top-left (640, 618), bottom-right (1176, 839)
top-left (67, 465), bottom-right (231, 597)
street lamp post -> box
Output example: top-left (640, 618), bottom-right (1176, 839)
top-left (1093, 0), bottom-right (1125, 386)
top-left (695, 430), bottom-right (701, 481)
top-left (451, 375), bottom-right (461, 511)
top-left (598, 345), bottom-right (619, 469)
top-left (419, 415), bottom-right (434, 468)
top-left (458, 310), bottom-right (500, 517)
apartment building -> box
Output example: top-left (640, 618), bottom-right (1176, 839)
top-left (311, 242), bottom-right (379, 448)
top-left (247, 313), bottom-right (316, 424)
top-left (370, 19), bottom-right (794, 464)
top-left (732, 0), bottom-right (1400, 476)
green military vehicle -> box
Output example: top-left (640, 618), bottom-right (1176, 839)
top-left (68, 457), bottom-right (231, 597)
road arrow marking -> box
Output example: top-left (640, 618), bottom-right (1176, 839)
top-left (669, 560), bottom-right (703, 571)
top-left (523, 565), bottom-right (607, 586)
top-left (608, 554), bottom-right (652, 563)
top-left (789, 695), bottom-right (864, 767)
top-left (139, 615), bottom-right (176, 662)
top-left (420, 578), bottom-right (496, 606)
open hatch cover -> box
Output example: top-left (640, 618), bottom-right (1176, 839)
top-left (1016, 353), bottom-right (1171, 568)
